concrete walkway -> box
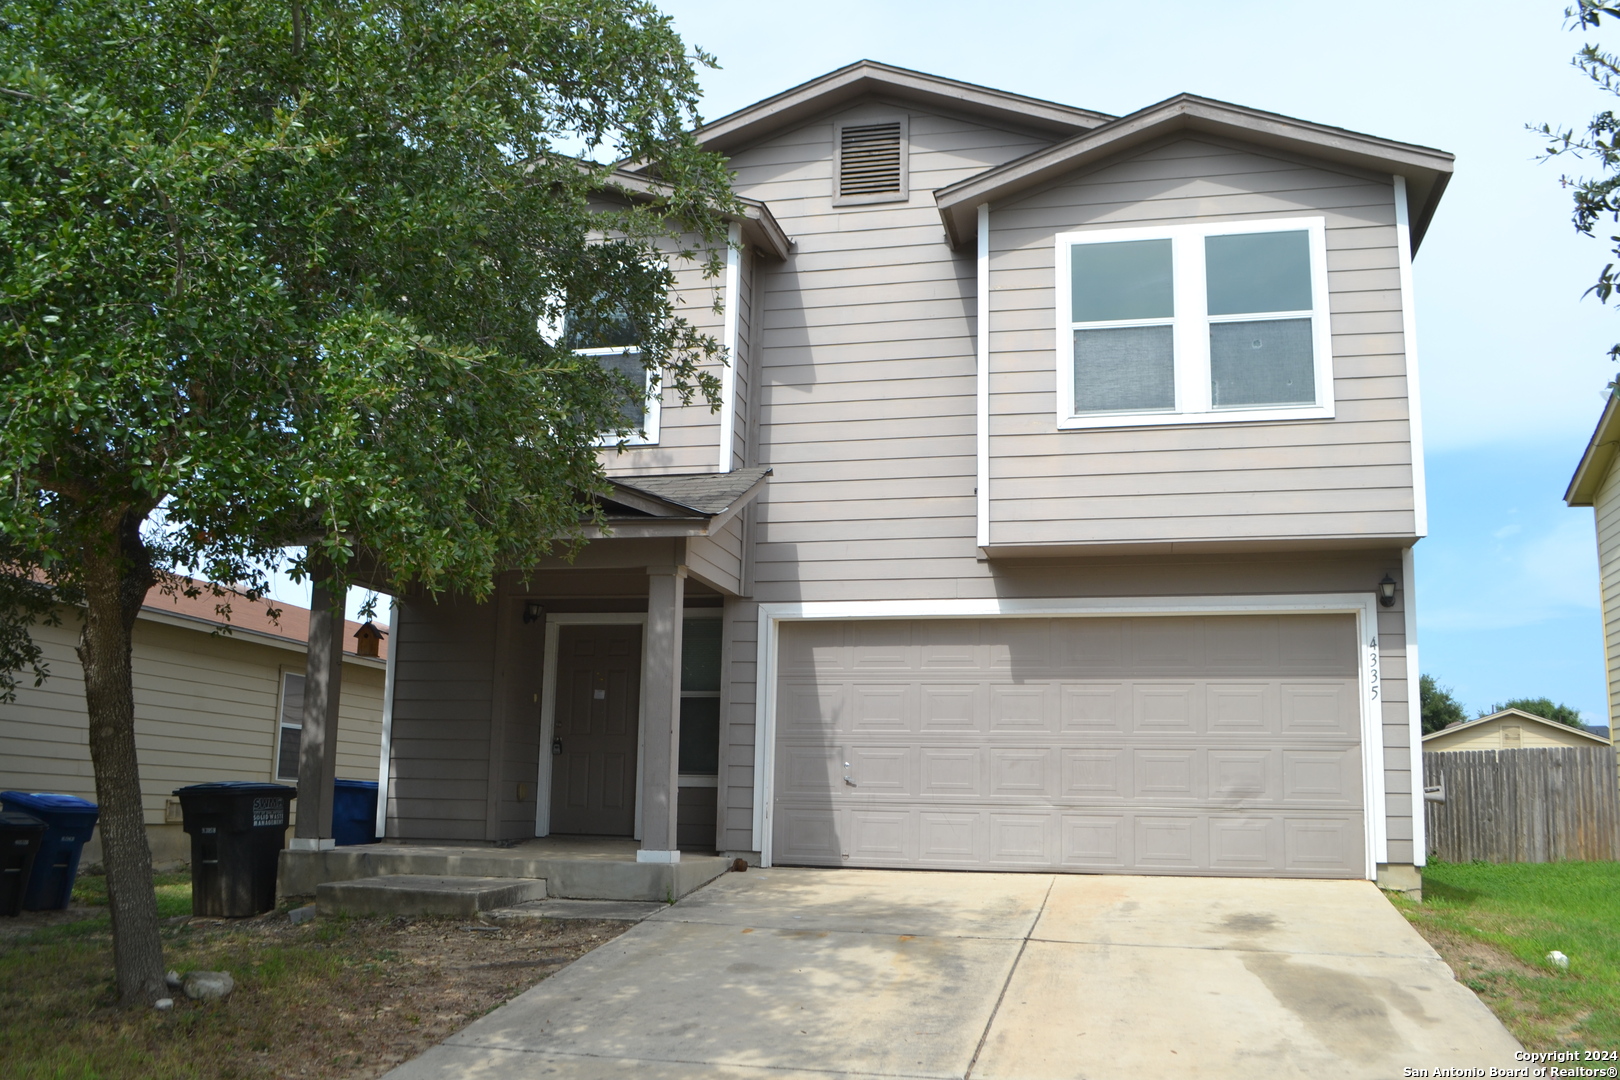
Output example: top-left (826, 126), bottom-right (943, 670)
top-left (385, 868), bottom-right (1523, 1079)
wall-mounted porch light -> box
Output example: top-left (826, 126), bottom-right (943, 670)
top-left (522, 601), bottom-right (544, 624)
top-left (1378, 574), bottom-right (1397, 608)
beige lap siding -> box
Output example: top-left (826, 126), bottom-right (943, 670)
top-left (1597, 461), bottom-right (1620, 731)
top-left (988, 137), bottom-right (1414, 546)
top-left (385, 592), bottom-right (496, 841)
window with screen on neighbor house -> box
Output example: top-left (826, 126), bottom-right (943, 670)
top-left (1058, 218), bottom-right (1332, 428)
top-left (275, 671), bottom-right (305, 781)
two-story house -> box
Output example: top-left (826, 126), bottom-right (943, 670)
top-left (364, 62), bottom-right (1451, 892)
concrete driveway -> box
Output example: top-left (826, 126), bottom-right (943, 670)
top-left (386, 868), bottom-right (1523, 1079)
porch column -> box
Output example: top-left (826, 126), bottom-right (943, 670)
top-left (639, 565), bottom-right (685, 861)
top-left (292, 577), bottom-right (344, 850)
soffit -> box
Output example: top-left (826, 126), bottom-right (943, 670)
top-left (1566, 391), bottom-right (1620, 506)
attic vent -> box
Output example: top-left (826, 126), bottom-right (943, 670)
top-left (839, 121), bottom-right (904, 198)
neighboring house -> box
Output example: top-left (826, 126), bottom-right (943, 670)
top-left (365, 62), bottom-right (1451, 890)
top-left (0, 585), bottom-right (386, 868)
top-left (1423, 708), bottom-right (1613, 753)
top-left (1568, 391), bottom-right (1620, 781)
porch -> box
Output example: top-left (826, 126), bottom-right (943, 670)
top-left (279, 835), bottom-right (732, 904)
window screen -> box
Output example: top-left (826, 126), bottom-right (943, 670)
top-left (1209, 319), bottom-right (1315, 407)
top-left (678, 617), bottom-right (722, 776)
top-left (1071, 239), bottom-right (1173, 322)
top-left (1075, 325), bottom-right (1175, 413)
top-left (593, 348), bottom-right (651, 432)
top-left (276, 672), bottom-right (305, 781)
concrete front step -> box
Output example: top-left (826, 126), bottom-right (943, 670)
top-left (317, 875), bottom-right (546, 918)
top-left (490, 898), bottom-right (666, 923)
top-left (281, 845), bottom-right (730, 904)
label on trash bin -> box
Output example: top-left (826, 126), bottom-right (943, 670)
top-left (251, 797), bottom-right (284, 828)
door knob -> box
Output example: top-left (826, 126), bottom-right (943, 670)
top-left (552, 738), bottom-right (563, 756)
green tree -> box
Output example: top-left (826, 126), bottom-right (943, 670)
top-left (1420, 675), bottom-right (1468, 735)
top-left (1485, 697), bottom-right (1587, 727)
top-left (0, 0), bottom-right (737, 1003)
top-left (1535, 1), bottom-right (1620, 366)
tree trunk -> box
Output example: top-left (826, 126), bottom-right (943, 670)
top-left (76, 510), bottom-right (164, 1005)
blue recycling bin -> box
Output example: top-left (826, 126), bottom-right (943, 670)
top-left (0, 792), bottom-right (99, 910)
top-left (331, 779), bottom-right (378, 846)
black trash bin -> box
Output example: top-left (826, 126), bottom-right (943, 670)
top-left (0, 792), bottom-right (99, 910)
top-left (173, 782), bottom-right (295, 917)
top-left (0, 812), bottom-right (47, 917)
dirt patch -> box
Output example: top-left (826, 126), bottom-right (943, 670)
top-left (1417, 922), bottom-right (1545, 982)
top-left (208, 913), bottom-right (631, 1079)
top-left (1402, 917), bottom-right (1591, 1049)
top-left (3, 908), bottom-right (634, 1080)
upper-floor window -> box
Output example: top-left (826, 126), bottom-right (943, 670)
top-left (1054, 217), bottom-right (1333, 429)
top-left (563, 309), bottom-right (661, 446)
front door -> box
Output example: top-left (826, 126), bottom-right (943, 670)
top-left (550, 623), bottom-right (641, 835)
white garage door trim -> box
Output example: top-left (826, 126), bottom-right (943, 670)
top-left (752, 593), bottom-right (1389, 879)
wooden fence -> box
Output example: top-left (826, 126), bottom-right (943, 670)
top-left (1424, 747), bottom-right (1620, 863)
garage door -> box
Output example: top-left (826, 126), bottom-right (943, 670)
top-left (771, 614), bottom-right (1365, 877)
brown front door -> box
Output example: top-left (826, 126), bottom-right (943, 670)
top-left (550, 623), bottom-right (641, 836)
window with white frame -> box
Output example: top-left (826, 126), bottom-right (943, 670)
top-left (561, 309), bottom-right (661, 445)
top-left (275, 671), bottom-right (305, 781)
top-left (1055, 217), bottom-right (1333, 429)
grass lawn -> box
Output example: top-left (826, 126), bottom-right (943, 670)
top-left (1392, 860), bottom-right (1620, 1050)
top-left (0, 872), bottom-right (631, 1079)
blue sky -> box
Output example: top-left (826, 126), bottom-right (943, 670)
top-left (278, 1), bottom-right (1619, 721)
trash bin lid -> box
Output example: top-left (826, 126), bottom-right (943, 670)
top-left (0, 811), bottom-right (47, 830)
top-left (332, 779), bottom-right (379, 791)
top-left (1, 792), bottom-right (96, 811)
top-left (173, 781), bottom-right (296, 797)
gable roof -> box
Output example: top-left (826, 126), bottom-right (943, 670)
top-left (1423, 707), bottom-right (1611, 747)
top-left (934, 94), bottom-right (1455, 251)
top-left (686, 60), bottom-right (1112, 157)
top-left (1566, 391), bottom-right (1620, 506)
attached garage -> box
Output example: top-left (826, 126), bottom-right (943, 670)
top-left (768, 613), bottom-right (1370, 878)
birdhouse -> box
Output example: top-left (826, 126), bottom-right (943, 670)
top-left (353, 620), bottom-right (386, 658)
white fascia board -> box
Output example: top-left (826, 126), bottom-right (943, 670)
top-left (1402, 546), bottom-right (1424, 866)
top-left (751, 592), bottom-right (1388, 877)
top-left (976, 203), bottom-right (991, 552)
top-left (718, 222), bottom-right (742, 473)
top-left (1393, 176), bottom-right (1429, 538)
